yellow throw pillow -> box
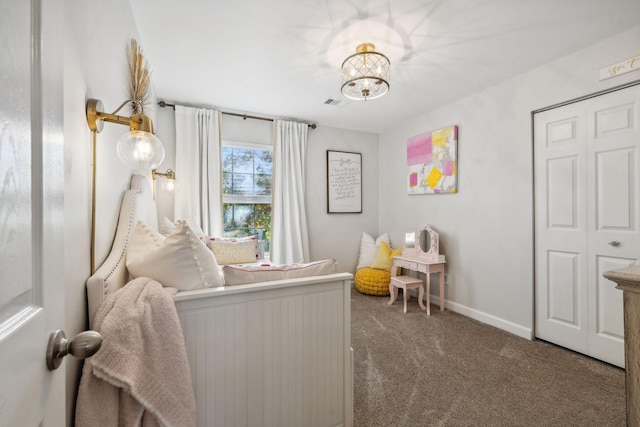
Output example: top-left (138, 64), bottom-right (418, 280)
top-left (370, 241), bottom-right (403, 272)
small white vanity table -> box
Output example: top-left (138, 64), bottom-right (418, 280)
top-left (387, 226), bottom-right (446, 315)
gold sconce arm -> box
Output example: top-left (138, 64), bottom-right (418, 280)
top-left (152, 169), bottom-right (176, 180)
top-left (86, 100), bottom-right (128, 130)
top-left (86, 99), bottom-right (154, 134)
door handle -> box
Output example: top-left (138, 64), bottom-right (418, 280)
top-left (46, 329), bottom-right (103, 371)
top-left (608, 241), bottom-right (621, 247)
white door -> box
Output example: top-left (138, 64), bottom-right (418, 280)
top-left (0, 0), bottom-right (65, 425)
top-left (534, 84), bottom-right (640, 368)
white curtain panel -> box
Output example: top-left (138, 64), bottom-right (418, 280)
top-left (174, 106), bottom-right (223, 237)
top-left (271, 120), bottom-right (310, 264)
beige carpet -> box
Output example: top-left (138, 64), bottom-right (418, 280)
top-left (351, 288), bottom-right (625, 426)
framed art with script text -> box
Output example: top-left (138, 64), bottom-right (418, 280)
top-left (327, 150), bottom-right (362, 213)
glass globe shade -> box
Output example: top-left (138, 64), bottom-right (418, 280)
top-left (160, 177), bottom-right (178, 193)
top-left (116, 130), bottom-right (165, 172)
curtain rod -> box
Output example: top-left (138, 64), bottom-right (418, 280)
top-left (158, 100), bottom-right (317, 129)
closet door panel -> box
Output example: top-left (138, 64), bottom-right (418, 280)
top-left (589, 255), bottom-right (633, 366)
top-left (586, 85), bottom-right (640, 367)
top-left (547, 156), bottom-right (579, 229)
top-left (595, 148), bottom-right (634, 231)
top-left (534, 103), bottom-right (588, 353)
top-left (547, 251), bottom-right (581, 327)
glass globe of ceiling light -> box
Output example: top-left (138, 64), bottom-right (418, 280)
top-left (116, 129), bottom-right (165, 172)
top-left (341, 43), bottom-right (390, 101)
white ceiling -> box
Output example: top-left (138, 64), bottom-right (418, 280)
top-left (129, 0), bottom-right (640, 133)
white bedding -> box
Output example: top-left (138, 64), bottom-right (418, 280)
top-left (127, 217), bottom-right (336, 289)
top-left (87, 175), bottom-right (340, 325)
top-left (221, 258), bottom-right (336, 285)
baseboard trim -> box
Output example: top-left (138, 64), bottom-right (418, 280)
top-left (430, 294), bottom-right (534, 340)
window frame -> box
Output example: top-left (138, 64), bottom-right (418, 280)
top-left (221, 139), bottom-right (273, 236)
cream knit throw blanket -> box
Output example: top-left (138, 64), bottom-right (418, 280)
top-left (76, 277), bottom-right (196, 427)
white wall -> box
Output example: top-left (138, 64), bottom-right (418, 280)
top-left (154, 107), bottom-right (379, 273)
top-left (378, 26), bottom-right (640, 338)
top-left (307, 126), bottom-right (379, 272)
top-left (63, 1), bottom-right (151, 424)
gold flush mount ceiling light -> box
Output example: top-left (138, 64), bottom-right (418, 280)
top-left (341, 43), bottom-right (390, 101)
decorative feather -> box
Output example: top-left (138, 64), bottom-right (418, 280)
top-left (126, 39), bottom-right (152, 114)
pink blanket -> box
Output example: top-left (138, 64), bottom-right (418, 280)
top-left (76, 277), bottom-right (196, 427)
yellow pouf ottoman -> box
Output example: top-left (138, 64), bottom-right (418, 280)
top-left (355, 267), bottom-right (391, 296)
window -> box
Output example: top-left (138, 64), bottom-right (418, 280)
top-left (222, 142), bottom-right (272, 247)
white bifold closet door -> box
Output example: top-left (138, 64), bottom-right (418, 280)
top-left (534, 84), bottom-right (640, 368)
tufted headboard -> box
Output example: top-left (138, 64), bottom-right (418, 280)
top-left (86, 174), bottom-right (158, 328)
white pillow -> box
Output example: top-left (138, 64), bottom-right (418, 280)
top-left (126, 220), bottom-right (223, 290)
top-left (160, 216), bottom-right (206, 240)
top-left (356, 232), bottom-right (391, 270)
top-left (184, 216), bottom-right (206, 240)
top-left (130, 220), bottom-right (165, 253)
top-left (222, 259), bottom-right (336, 286)
top-left (207, 236), bottom-right (259, 265)
top-left (160, 217), bottom-right (175, 235)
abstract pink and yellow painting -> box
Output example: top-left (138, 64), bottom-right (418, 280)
top-left (407, 125), bottom-right (458, 194)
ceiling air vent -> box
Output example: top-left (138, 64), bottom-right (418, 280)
top-left (324, 98), bottom-right (345, 106)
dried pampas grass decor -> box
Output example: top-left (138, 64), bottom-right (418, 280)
top-left (126, 38), bottom-right (152, 114)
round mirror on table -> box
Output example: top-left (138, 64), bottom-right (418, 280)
top-left (415, 225), bottom-right (440, 261)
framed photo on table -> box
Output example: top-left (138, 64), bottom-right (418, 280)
top-left (326, 150), bottom-right (362, 213)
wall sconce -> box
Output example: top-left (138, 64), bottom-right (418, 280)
top-left (86, 98), bottom-right (166, 273)
top-left (86, 98), bottom-right (165, 170)
top-left (152, 169), bottom-right (178, 193)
